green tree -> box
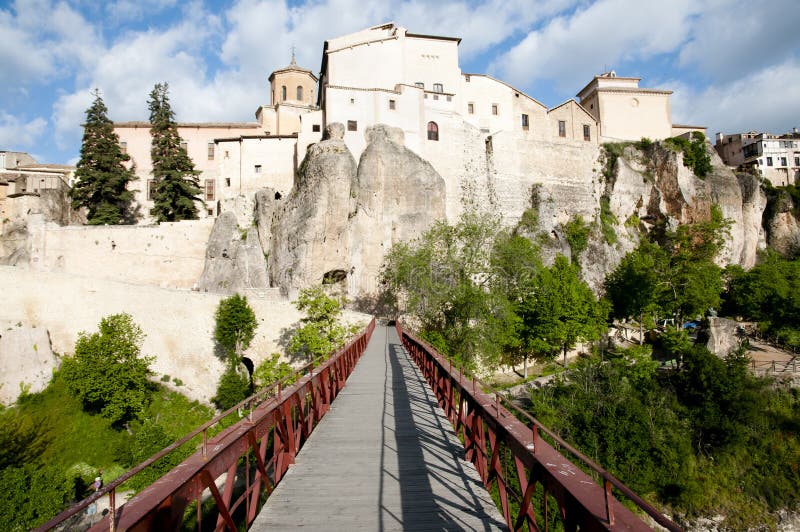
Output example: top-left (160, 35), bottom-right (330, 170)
top-left (212, 368), bottom-right (251, 411)
top-left (253, 353), bottom-right (296, 390)
top-left (214, 294), bottom-right (258, 363)
top-left (288, 286), bottom-right (348, 361)
top-left (520, 255), bottom-right (608, 367)
top-left (148, 82), bottom-right (201, 222)
top-left (605, 240), bottom-right (668, 342)
top-left (60, 313), bottom-right (153, 426)
top-left (381, 213), bottom-right (517, 371)
top-left (70, 89), bottom-right (136, 224)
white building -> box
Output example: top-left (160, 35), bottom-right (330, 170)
top-left (112, 22), bottom-right (700, 224)
top-left (715, 130), bottom-right (800, 187)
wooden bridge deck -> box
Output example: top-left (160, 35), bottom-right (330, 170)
top-left (251, 325), bottom-right (507, 531)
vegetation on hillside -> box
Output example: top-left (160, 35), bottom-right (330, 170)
top-left (383, 205), bottom-right (799, 527)
top-left (0, 314), bottom-right (214, 529)
top-left (70, 89), bottom-right (137, 224)
top-left (212, 294), bottom-right (258, 411)
top-left (148, 82), bottom-right (202, 222)
top-left (663, 131), bottom-right (713, 178)
top-left (287, 286), bottom-right (350, 362)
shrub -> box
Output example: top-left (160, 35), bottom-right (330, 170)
top-left (214, 294), bottom-right (258, 363)
top-left (212, 368), bottom-right (251, 411)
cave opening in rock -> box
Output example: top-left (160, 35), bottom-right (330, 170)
top-left (322, 269), bottom-right (347, 284)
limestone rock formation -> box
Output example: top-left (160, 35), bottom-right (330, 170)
top-left (765, 192), bottom-right (800, 257)
top-left (197, 211), bottom-right (268, 293)
top-left (700, 317), bottom-right (741, 358)
top-left (0, 324), bottom-right (59, 404)
top-left (254, 187), bottom-right (282, 258)
top-left (268, 123), bottom-right (358, 295)
top-left (347, 124), bottom-right (446, 294)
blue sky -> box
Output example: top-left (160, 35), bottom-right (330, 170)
top-left (2, 0), bottom-right (799, 165)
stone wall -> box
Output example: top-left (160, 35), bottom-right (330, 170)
top-left (0, 266), bottom-right (369, 403)
top-left (26, 218), bottom-right (213, 289)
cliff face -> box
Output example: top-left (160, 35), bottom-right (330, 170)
top-left (266, 123), bottom-right (445, 297)
top-left (206, 126), bottom-right (798, 299)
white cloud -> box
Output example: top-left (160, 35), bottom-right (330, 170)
top-left (0, 0), bottom-right (101, 85)
top-left (679, 0), bottom-right (800, 83)
top-left (0, 112), bottom-right (47, 149)
top-left (670, 58), bottom-right (800, 136)
top-left (493, 0), bottom-right (699, 91)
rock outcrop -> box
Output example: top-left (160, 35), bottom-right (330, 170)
top-left (266, 123), bottom-right (446, 297)
top-left (347, 124), bottom-right (446, 294)
top-left (197, 211), bottom-right (268, 293)
top-left (268, 123), bottom-right (358, 295)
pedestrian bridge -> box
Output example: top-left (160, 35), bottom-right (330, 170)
top-left (40, 321), bottom-right (680, 531)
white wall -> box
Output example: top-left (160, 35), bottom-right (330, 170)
top-left (26, 219), bottom-right (213, 289)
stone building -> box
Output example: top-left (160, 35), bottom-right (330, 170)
top-left (0, 151), bottom-right (73, 221)
top-left (576, 71), bottom-right (705, 142)
top-left (715, 130), bottom-right (800, 187)
top-left (111, 23), bottom-right (698, 224)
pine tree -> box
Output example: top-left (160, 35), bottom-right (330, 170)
top-left (148, 82), bottom-right (201, 222)
top-left (70, 89), bottom-right (136, 224)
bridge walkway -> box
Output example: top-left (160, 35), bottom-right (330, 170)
top-left (251, 325), bottom-right (507, 531)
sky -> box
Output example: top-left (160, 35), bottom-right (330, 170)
top-left (1, 0), bottom-right (799, 165)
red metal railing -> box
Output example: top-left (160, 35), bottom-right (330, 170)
top-left (397, 323), bottom-right (681, 532)
top-left (37, 318), bottom-right (376, 532)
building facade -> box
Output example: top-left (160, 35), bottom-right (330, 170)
top-left (715, 130), bottom-right (800, 187)
top-left (111, 23), bottom-right (698, 224)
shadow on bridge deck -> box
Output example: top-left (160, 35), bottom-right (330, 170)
top-left (251, 325), bottom-right (506, 531)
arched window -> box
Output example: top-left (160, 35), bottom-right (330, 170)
top-left (427, 121), bottom-right (439, 141)
top-left (281, 85), bottom-right (286, 101)
top-left (297, 85), bottom-right (303, 100)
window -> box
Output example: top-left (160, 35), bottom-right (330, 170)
top-left (427, 121), bottom-right (439, 141)
top-left (225, 177), bottom-right (231, 187)
top-left (433, 83), bottom-right (443, 93)
top-left (491, 104), bottom-right (498, 115)
top-left (224, 150), bottom-right (229, 158)
top-left (521, 114), bottom-right (529, 130)
top-left (281, 85), bottom-right (286, 101)
top-left (254, 165), bottom-right (262, 173)
top-left (147, 179), bottom-right (156, 201)
top-left (415, 82), bottom-right (424, 89)
top-left (204, 179), bottom-right (215, 201)
top-left (433, 94), bottom-right (439, 100)
top-left (389, 99), bottom-right (396, 110)
top-left (468, 103), bottom-right (474, 114)
top-left (120, 141), bottom-right (127, 154)
top-left (780, 157), bottom-right (787, 166)
top-left (312, 124), bottom-right (321, 132)
top-left (297, 85), bottom-right (303, 100)
top-left (347, 120), bottom-right (357, 131)
top-left (350, 98), bottom-right (355, 104)
top-left (767, 157), bottom-right (773, 166)
top-left (207, 142), bottom-right (215, 160)
top-left (180, 141), bottom-right (188, 152)
top-left (446, 95), bottom-right (452, 102)
top-left (558, 120), bottom-right (566, 138)
top-left (795, 157), bottom-right (799, 166)
top-left (583, 124), bottom-right (591, 141)
top-left (465, 75), bottom-right (470, 82)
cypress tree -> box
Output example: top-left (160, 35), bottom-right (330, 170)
top-left (148, 82), bottom-right (201, 222)
top-left (71, 89), bottom-right (136, 224)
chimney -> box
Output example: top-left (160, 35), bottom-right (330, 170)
top-left (715, 132), bottom-right (723, 144)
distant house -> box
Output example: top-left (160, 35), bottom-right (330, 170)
top-left (714, 129), bottom-right (800, 187)
top-left (0, 151), bottom-right (73, 220)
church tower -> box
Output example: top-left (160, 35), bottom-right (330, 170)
top-left (268, 51), bottom-right (318, 107)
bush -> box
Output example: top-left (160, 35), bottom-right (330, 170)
top-left (564, 215), bottom-right (590, 262)
top-left (59, 313), bottom-right (153, 426)
top-left (212, 368), bottom-right (251, 411)
top-left (664, 132), bottom-right (712, 178)
top-left (253, 353), bottom-right (295, 390)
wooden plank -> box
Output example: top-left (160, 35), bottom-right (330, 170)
top-left (251, 325), bottom-right (507, 531)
